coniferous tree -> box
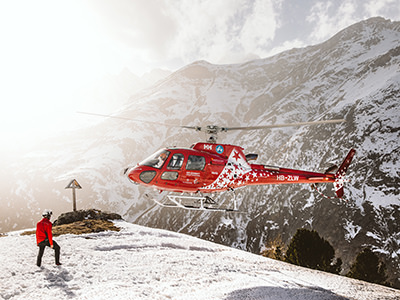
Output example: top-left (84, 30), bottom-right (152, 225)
top-left (284, 228), bottom-right (341, 274)
top-left (347, 248), bottom-right (387, 285)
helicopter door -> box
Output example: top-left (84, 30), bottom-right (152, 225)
top-left (160, 153), bottom-right (184, 181)
top-left (184, 155), bottom-right (206, 186)
top-left (167, 153), bottom-right (184, 170)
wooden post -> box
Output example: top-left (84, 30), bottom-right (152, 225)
top-left (72, 187), bottom-right (77, 212)
top-left (65, 179), bottom-right (82, 212)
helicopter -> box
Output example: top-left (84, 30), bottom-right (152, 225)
top-left (115, 118), bottom-right (356, 212)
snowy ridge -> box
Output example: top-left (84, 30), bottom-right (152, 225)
top-left (1, 221), bottom-right (398, 300)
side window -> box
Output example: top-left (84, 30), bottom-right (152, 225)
top-left (167, 153), bottom-right (184, 170)
top-left (186, 155), bottom-right (206, 170)
top-left (161, 171), bottom-right (178, 181)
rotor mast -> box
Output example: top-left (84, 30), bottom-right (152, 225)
top-left (190, 125), bottom-right (228, 143)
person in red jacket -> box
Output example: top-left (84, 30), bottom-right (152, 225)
top-left (36, 209), bottom-right (61, 267)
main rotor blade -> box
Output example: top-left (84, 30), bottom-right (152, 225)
top-left (224, 119), bottom-right (346, 131)
top-left (77, 112), bottom-right (345, 135)
top-left (76, 111), bottom-right (180, 128)
top-left (180, 125), bottom-right (202, 131)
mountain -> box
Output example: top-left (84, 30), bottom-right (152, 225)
top-left (1, 220), bottom-right (399, 299)
top-left (0, 17), bottom-right (399, 287)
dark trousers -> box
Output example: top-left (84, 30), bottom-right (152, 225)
top-left (37, 239), bottom-right (60, 266)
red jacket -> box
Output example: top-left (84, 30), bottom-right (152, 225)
top-left (36, 217), bottom-right (53, 246)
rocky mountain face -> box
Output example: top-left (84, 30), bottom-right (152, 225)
top-left (1, 17), bottom-right (399, 287)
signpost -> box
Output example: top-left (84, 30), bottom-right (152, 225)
top-left (65, 179), bottom-right (82, 212)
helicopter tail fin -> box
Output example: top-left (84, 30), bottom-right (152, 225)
top-left (334, 149), bottom-right (356, 198)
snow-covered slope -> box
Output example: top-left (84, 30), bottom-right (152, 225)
top-left (1, 221), bottom-right (398, 300)
top-left (0, 17), bottom-right (399, 287)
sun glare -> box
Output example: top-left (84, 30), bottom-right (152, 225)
top-left (0, 1), bottom-right (123, 153)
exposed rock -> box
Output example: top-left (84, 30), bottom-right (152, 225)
top-left (53, 209), bottom-right (122, 226)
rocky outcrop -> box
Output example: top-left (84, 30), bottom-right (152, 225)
top-left (53, 209), bottom-right (122, 226)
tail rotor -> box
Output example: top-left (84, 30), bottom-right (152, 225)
top-left (334, 149), bottom-right (356, 198)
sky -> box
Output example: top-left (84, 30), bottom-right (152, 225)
top-left (0, 0), bottom-right (399, 151)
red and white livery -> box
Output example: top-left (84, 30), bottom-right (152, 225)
top-left (126, 142), bottom-right (355, 211)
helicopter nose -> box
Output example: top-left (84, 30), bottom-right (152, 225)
top-left (125, 166), bottom-right (141, 185)
top-left (126, 166), bottom-right (157, 185)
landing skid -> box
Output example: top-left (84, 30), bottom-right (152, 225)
top-left (145, 192), bottom-right (239, 212)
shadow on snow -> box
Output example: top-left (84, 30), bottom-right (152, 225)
top-left (224, 286), bottom-right (350, 300)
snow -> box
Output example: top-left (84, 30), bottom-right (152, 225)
top-left (344, 220), bottom-right (362, 241)
top-left (1, 221), bottom-right (398, 300)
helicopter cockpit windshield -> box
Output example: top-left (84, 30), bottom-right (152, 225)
top-left (140, 150), bottom-right (170, 169)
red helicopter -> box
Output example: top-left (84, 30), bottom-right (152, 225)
top-left (119, 120), bottom-right (356, 212)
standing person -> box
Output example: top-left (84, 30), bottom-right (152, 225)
top-left (36, 209), bottom-right (61, 267)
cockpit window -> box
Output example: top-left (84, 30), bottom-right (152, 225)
top-left (167, 153), bottom-right (184, 170)
top-left (186, 155), bottom-right (206, 170)
top-left (140, 150), bottom-right (170, 169)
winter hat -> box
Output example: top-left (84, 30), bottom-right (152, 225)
top-left (42, 209), bottom-right (52, 218)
